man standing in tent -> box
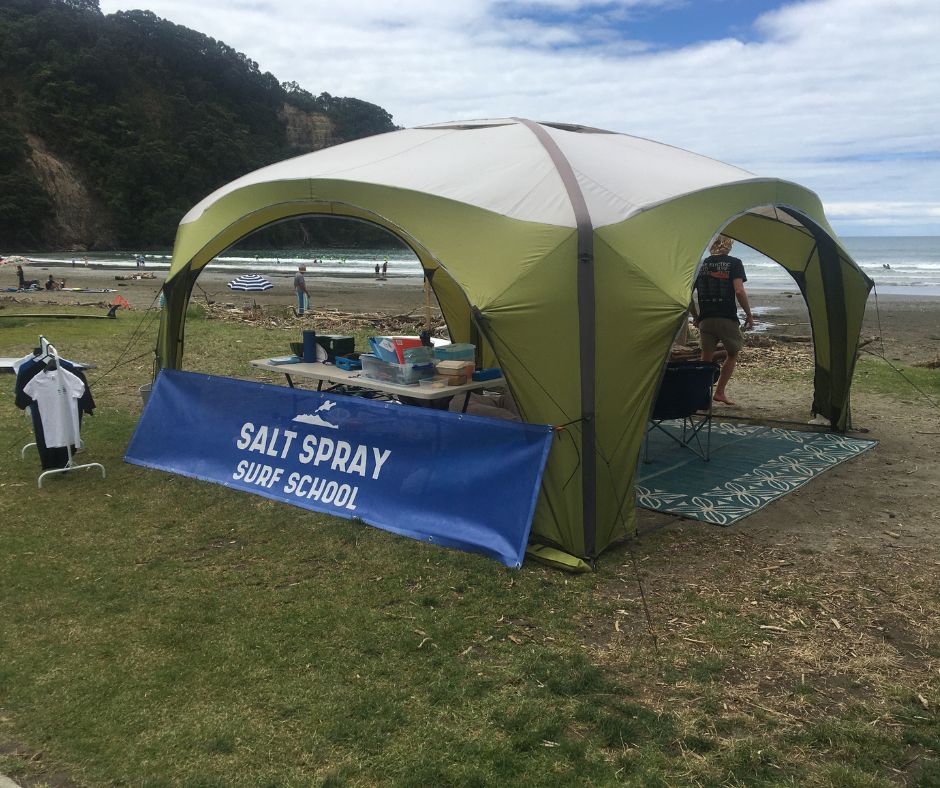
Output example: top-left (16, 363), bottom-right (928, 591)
top-left (690, 235), bottom-right (754, 405)
top-left (293, 264), bottom-right (310, 316)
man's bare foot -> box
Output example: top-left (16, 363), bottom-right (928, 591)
top-left (713, 393), bottom-right (737, 405)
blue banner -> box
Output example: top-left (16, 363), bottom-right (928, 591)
top-left (125, 369), bottom-right (553, 567)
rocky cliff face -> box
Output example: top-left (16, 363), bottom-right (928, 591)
top-left (27, 134), bottom-right (118, 250)
top-left (22, 106), bottom-right (334, 250)
top-left (278, 104), bottom-right (336, 152)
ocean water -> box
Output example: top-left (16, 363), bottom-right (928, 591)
top-left (14, 236), bottom-right (940, 293)
top-left (734, 236), bottom-right (940, 293)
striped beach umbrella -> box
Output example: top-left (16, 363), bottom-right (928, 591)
top-left (227, 273), bottom-right (273, 291)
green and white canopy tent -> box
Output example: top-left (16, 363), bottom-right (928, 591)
top-left (156, 118), bottom-right (873, 570)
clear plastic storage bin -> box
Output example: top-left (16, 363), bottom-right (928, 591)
top-left (360, 354), bottom-right (435, 385)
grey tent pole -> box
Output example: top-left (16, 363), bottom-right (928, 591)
top-left (514, 118), bottom-right (597, 560)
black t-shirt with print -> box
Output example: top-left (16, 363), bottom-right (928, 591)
top-left (694, 254), bottom-right (746, 321)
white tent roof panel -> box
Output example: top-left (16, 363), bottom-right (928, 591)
top-left (181, 119), bottom-right (776, 230)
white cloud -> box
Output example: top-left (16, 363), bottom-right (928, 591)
top-left (826, 201), bottom-right (940, 230)
top-left (97, 0), bottom-right (940, 234)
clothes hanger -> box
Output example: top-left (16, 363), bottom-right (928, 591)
top-left (37, 335), bottom-right (51, 362)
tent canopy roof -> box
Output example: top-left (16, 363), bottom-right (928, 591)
top-left (182, 117), bottom-right (774, 230)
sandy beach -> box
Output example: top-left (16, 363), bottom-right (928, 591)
top-left (5, 262), bottom-right (426, 315)
top-left (6, 260), bottom-right (940, 365)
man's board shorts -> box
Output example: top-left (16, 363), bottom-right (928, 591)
top-left (698, 317), bottom-right (744, 354)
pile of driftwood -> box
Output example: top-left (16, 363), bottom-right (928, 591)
top-left (671, 332), bottom-right (883, 372)
top-left (203, 301), bottom-right (446, 336)
top-left (306, 306), bottom-right (446, 336)
top-left (0, 295), bottom-right (114, 309)
top-left (670, 332), bottom-right (815, 371)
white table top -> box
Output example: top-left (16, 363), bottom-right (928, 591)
top-left (250, 358), bottom-right (505, 401)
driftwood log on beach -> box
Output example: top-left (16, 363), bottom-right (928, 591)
top-left (203, 302), bottom-right (446, 336)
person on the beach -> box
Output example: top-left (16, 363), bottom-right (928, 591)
top-left (16, 266), bottom-right (38, 289)
top-left (293, 264), bottom-right (310, 316)
top-left (382, 259), bottom-right (388, 277)
top-left (690, 234), bottom-right (754, 405)
top-left (374, 263), bottom-right (380, 278)
top-left (45, 274), bottom-right (64, 291)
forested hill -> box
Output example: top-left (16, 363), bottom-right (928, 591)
top-left (0, 0), bottom-right (397, 250)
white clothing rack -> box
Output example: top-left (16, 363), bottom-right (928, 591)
top-left (33, 339), bottom-right (106, 488)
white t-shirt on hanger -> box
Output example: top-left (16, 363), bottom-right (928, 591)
top-left (23, 367), bottom-right (86, 448)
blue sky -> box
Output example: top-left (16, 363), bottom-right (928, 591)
top-left (497, 0), bottom-right (788, 50)
top-left (97, 0), bottom-right (940, 235)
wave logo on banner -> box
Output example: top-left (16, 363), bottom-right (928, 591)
top-left (125, 370), bottom-right (554, 567)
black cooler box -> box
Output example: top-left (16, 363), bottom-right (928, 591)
top-left (315, 334), bottom-right (355, 361)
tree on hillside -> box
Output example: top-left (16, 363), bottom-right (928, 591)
top-left (0, 0), bottom-right (397, 249)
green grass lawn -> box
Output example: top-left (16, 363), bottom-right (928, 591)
top-left (2, 305), bottom-right (938, 786)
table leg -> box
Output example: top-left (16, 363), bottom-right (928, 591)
top-left (284, 374), bottom-right (295, 388)
top-left (461, 391), bottom-right (472, 413)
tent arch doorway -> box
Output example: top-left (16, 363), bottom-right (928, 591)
top-left (655, 204), bottom-right (855, 450)
top-left (157, 205), bottom-right (492, 375)
top-left (709, 203), bottom-right (870, 428)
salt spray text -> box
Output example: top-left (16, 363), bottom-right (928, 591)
top-left (231, 421), bottom-right (393, 511)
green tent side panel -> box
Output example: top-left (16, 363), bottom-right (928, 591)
top-left (474, 233), bottom-right (586, 555)
top-left (591, 234), bottom-right (688, 548)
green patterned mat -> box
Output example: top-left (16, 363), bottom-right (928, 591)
top-left (636, 421), bottom-right (877, 525)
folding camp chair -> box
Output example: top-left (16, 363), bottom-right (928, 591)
top-left (644, 361), bottom-right (720, 462)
